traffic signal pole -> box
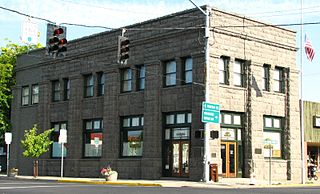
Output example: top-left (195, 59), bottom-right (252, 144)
top-left (188, 0), bottom-right (211, 183)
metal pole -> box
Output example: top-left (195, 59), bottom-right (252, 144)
top-left (300, 0), bottom-right (305, 184)
top-left (187, 1), bottom-right (211, 183)
top-left (61, 143), bottom-right (64, 178)
top-left (6, 144), bottom-right (9, 177)
top-left (269, 145), bottom-right (272, 185)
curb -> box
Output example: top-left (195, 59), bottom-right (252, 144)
top-left (57, 179), bottom-right (162, 187)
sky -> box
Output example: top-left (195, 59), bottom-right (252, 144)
top-left (0, 0), bottom-right (320, 102)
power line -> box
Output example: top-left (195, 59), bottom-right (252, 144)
top-left (1, 4), bottom-right (320, 32)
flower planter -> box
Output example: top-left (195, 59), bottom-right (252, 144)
top-left (105, 171), bottom-right (118, 181)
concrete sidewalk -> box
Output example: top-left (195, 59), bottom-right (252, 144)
top-left (2, 174), bottom-right (320, 188)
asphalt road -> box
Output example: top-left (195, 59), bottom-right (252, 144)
top-left (0, 179), bottom-right (320, 194)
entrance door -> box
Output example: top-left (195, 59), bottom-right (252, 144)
top-left (172, 141), bottom-right (189, 177)
top-left (221, 142), bottom-right (237, 178)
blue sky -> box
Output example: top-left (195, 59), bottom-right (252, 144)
top-left (1, 0), bottom-right (320, 102)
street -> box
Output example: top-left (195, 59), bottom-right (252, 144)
top-left (0, 179), bottom-right (320, 194)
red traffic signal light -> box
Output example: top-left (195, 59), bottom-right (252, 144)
top-left (46, 24), bottom-right (67, 57)
top-left (53, 28), bottom-right (64, 36)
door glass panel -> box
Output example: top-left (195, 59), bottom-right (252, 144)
top-left (221, 144), bottom-right (226, 173)
top-left (182, 143), bottom-right (189, 174)
top-left (173, 143), bottom-right (180, 174)
top-left (229, 144), bottom-right (235, 173)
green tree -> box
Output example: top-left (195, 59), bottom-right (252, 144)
top-left (0, 39), bottom-right (42, 141)
top-left (21, 124), bottom-right (53, 177)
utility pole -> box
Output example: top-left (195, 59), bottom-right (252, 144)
top-left (188, 0), bottom-right (211, 183)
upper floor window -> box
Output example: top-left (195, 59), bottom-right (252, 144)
top-left (183, 57), bottom-right (192, 84)
top-left (52, 80), bottom-right (61, 102)
top-left (233, 60), bottom-right (244, 87)
top-left (97, 72), bottom-right (105, 96)
top-left (273, 67), bottom-right (284, 93)
top-left (164, 60), bottom-right (176, 87)
top-left (31, 84), bottom-right (39, 104)
top-left (219, 57), bottom-right (229, 85)
top-left (121, 115), bottom-right (144, 157)
top-left (84, 119), bottom-right (103, 157)
top-left (137, 65), bottom-right (145, 91)
top-left (63, 78), bottom-right (70, 101)
top-left (22, 86), bottom-right (29, 106)
top-left (121, 68), bottom-right (132, 92)
top-left (84, 74), bottom-right (94, 97)
top-left (51, 122), bottom-right (67, 158)
top-left (262, 64), bottom-right (270, 91)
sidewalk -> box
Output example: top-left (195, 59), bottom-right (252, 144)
top-left (1, 174), bottom-right (320, 188)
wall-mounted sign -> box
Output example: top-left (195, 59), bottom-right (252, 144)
top-left (221, 128), bottom-right (235, 140)
top-left (313, 116), bottom-right (320, 128)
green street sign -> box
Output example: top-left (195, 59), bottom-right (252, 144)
top-left (201, 102), bottom-right (220, 124)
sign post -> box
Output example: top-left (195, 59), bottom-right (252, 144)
top-left (59, 129), bottom-right (67, 178)
top-left (5, 132), bottom-right (12, 177)
top-left (201, 102), bottom-right (220, 182)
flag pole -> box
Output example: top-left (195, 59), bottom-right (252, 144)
top-left (300, 0), bottom-right (305, 184)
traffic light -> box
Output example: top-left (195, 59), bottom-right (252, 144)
top-left (46, 23), bottom-right (67, 57)
top-left (118, 36), bottom-right (130, 64)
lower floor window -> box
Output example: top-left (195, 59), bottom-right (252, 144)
top-left (121, 116), bottom-right (144, 157)
top-left (51, 122), bottom-right (67, 158)
top-left (84, 119), bottom-right (103, 157)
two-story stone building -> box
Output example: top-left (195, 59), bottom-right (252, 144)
top-left (10, 5), bottom-right (301, 182)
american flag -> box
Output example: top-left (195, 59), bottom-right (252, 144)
top-left (305, 35), bottom-right (315, 62)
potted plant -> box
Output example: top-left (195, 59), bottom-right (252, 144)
top-left (100, 165), bottom-right (118, 181)
top-left (9, 168), bottom-right (18, 177)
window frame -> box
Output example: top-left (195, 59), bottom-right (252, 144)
top-left (97, 72), bottom-right (105, 96)
top-left (83, 119), bottom-right (103, 158)
top-left (164, 60), bottom-right (177, 87)
top-left (52, 80), bottom-right (61, 102)
top-left (121, 115), bottom-right (144, 157)
top-left (182, 57), bottom-right (193, 85)
top-left (84, 74), bottom-right (94, 98)
top-left (21, 86), bottom-right (30, 106)
top-left (121, 68), bottom-right (132, 93)
top-left (137, 65), bottom-right (145, 91)
top-left (219, 56), bottom-right (230, 85)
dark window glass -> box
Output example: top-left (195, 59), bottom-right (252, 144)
top-left (262, 64), bottom-right (270, 91)
top-left (97, 72), bottom-right (105, 96)
top-left (219, 57), bottom-right (229, 85)
top-left (31, 84), bottom-right (39, 104)
top-left (52, 80), bottom-right (61, 102)
top-left (164, 61), bottom-right (176, 87)
top-left (121, 68), bottom-right (132, 92)
top-left (137, 65), bottom-right (145, 90)
top-left (84, 74), bottom-right (94, 97)
top-left (183, 58), bottom-right (192, 84)
top-left (22, 86), bottom-right (29, 106)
